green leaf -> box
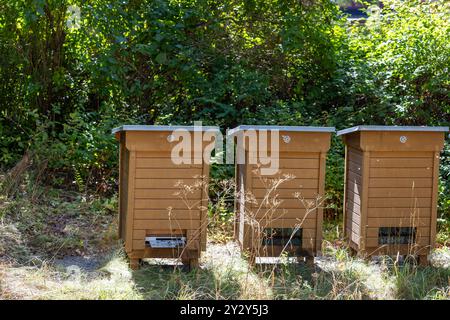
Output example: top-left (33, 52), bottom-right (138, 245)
top-left (155, 52), bottom-right (167, 65)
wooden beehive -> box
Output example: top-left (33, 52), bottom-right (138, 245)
top-left (229, 126), bottom-right (335, 263)
top-left (113, 125), bottom-right (219, 269)
top-left (338, 126), bottom-right (449, 264)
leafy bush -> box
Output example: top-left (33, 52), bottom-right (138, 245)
top-left (337, 0), bottom-right (450, 125)
top-left (439, 141), bottom-right (450, 228)
top-left (0, 0), bottom-right (449, 222)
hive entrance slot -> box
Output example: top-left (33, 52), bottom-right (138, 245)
top-left (378, 227), bottom-right (416, 245)
top-left (262, 228), bottom-right (302, 247)
top-left (145, 236), bottom-right (186, 248)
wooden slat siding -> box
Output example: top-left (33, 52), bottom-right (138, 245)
top-left (366, 227), bottom-right (431, 238)
top-left (132, 241), bottom-right (146, 250)
top-left (134, 209), bottom-right (201, 220)
top-left (241, 132), bottom-right (332, 257)
top-left (369, 188), bottom-right (432, 198)
top-left (200, 159), bottom-right (210, 251)
top-left (347, 160), bottom-right (363, 175)
top-left (341, 132), bottom-right (445, 257)
top-left (122, 132), bottom-right (213, 261)
top-left (301, 229), bottom-right (317, 239)
top-left (133, 230), bottom-right (146, 240)
top-left (346, 189), bottom-right (362, 206)
top-left (136, 168), bottom-right (202, 179)
top-left (351, 231), bottom-right (359, 245)
top-left (250, 218), bottom-right (317, 229)
top-left (430, 151), bottom-right (440, 250)
top-left (345, 220), bottom-right (352, 239)
top-left (350, 210), bottom-right (361, 225)
top-left (367, 208), bottom-right (431, 218)
top-left (250, 158), bottom-right (320, 169)
top-left (351, 221), bottom-right (360, 233)
top-left (346, 199), bottom-right (361, 214)
top-left (252, 198), bottom-right (320, 209)
top-left (244, 150), bottom-right (322, 254)
top-left (369, 178), bottom-right (433, 188)
top-left (252, 178), bottom-right (319, 189)
top-left (133, 143), bottom-right (204, 255)
top-left (360, 151), bottom-right (370, 251)
top-left (367, 217), bottom-right (431, 227)
top-left (315, 152), bottom-right (326, 253)
top-left (370, 157), bottom-right (433, 168)
top-left (346, 205), bottom-right (360, 246)
top-left (363, 132), bottom-right (444, 152)
top-left (347, 171), bottom-right (363, 186)
top-left (134, 229), bottom-right (195, 241)
top-left (236, 164), bottom-right (245, 241)
top-left (144, 229), bottom-right (195, 237)
top-left (347, 181), bottom-right (361, 196)
top-left (348, 167), bottom-right (362, 179)
top-left (134, 219), bottom-right (201, 230)
top-left (365, 237), bottom-right (429, 248)
top-left (370, 168), bottom-right (433, 178)
top-left (345, 147), bottom-right (364, 248)
top-left (348, 148), bottom-right (363, 163)
top-left (136, 158), bottom-right (203, 168)
top-left (186, 230), bottom-right (200, 251)
top-left (364, 246), bottom-right (430, 256)
top-left (233, 163), bottom-right (239, 240)
top-left (242, 151), bottom-right (253, 250)
top-left (135, 189), bottom-right (202, 199)
top-left (252, 188), bottom-right (318, 198)
top-left (118, 134), bottom-right (129, 241)
top-left (253, 208), bottom-right (315, 219)
top-left (261, 228), bottom-right (317, 239)
top-left (345, 217), bottom-right (353, 238)
top-left (249, 168), bottom-right (320, 179)
top-left (131, 241), bottom-right (146, 250)
top-left (253, 195), bottom-right (319, 202)
top-left (370, 151), bottom-right (433, 158)
top-left (136, 151), bottom-right (204, 159)
top-left (342, 145), bottom-right (348, 239)
top-left (126, 151), bottom-right (137, 252)
top-left (368, 198), bottom-right (432, 208)
top-left (135, 199), bottom-right (202, 209)
top-left (366, 151), bottom-right (433, 249)
top-left (249, 151), bottom-right (320, 159)
top-left (135, 178), bottom-right (200, 189)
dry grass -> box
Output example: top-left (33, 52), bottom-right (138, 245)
top-left (0, 249), bottom-right (140, 300)
top-left (0, 169), bottom-right (449, 300)
top-left (1, 240), bottom-right (449, 300)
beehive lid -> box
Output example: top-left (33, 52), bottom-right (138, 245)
top-left (112, 125), bottom-right (221, 134)
top-left (337, 125), bottom-right (449, 136)
top-left (227, 125), bottom-right (335, 136)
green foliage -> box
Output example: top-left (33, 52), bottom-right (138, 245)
top-left (335, 0), bottom-right (450, 126)
top-left (78, 0), bottom-right (343, 127)
top-left (0, 0), bottom-right (449, 221)
top-left (325, 137), bottom-right (345, 218)
top-left (439, 142), bottom-right (450, 222)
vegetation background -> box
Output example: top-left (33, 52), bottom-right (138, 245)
top-left (0, 0), bottom-right (449, 300)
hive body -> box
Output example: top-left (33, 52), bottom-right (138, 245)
top-left (115, 126), bottom-right (217, 268)
top-left (340, 127), bottom-right (448, 262)
top-left (231, 126), bottom-right (334, 261)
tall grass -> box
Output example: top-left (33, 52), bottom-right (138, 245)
top-left (1, 167), bottom-right (449, 300)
